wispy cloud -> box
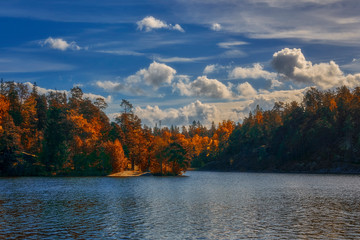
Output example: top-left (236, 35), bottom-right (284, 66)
top-left (96, 50), bottom-right (144, 56)
top-left (341, 58), bottom-right (360, 72)
top-left (218, 41), bottom-right (248, 48)
top-left (177, 0), bottom-right (360, 45)
top-left (96, 80), bottom-right (145, 96)
top-left (154, 56), bottom-right (209, 63)
top-left (221, 49), bottom-right (247, 58)
top-left (0, 57), bottom-right (74, 73)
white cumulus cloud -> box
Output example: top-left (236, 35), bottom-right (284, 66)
top-left (174, 76), bottom-right (233, 99)
top-left (248, 88), bottom-right (307, 110)
top-left (133, 61), bottom-right (177, 88)
top-left (133, 87), bottom-right (308, 127)
top-left (271, 48), bottom-right (360, 89)
top-left (137, 16), bottom-right (184, 32)
top-left (229, 63), bottom-right (277, 80)
top-left (135, 100), bottom-right (221, 127)
top-left (41, 37), bottom-right (81, 51)
top-left (96, 62), bottom-right (176, 96)
top-left (237, 82), bottom-right (258, 98)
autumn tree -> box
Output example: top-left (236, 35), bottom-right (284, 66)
top-left (116, 99), bottom-right (148, 171)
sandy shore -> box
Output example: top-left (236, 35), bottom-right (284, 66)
top-left (107, 171), bottom-right (151, 178)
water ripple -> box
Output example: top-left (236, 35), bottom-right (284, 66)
top-left (1, 173), bottom-right (360, 239)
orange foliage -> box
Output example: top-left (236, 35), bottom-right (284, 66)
top-left (255, 111), bottom-right (264, 124)
top-left (329, 98), bottom-right (337, 112)
top-left (105, 139), bottom-right (129, 173)
top-left (0, 95), bottom-right (10, 133)
top-left (68, 110), bottom-right (103, 151)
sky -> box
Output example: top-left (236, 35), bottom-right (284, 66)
top-left (1, 0), bottom-right (360, 127)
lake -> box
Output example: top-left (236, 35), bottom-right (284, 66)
top-left (1, 171), bottom-right (360, 239)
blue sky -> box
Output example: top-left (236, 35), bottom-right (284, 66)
top-left (1, 0), bottom-right (360, 126)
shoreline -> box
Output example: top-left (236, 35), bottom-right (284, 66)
top-left (107, 170), bottom-right (152, 178)
top-left (2, 169), bottom-right (360, 177)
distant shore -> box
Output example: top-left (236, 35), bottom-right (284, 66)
top-left (107, 171), bottom-right (152, 178)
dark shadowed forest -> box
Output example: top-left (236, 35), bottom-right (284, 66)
top-left (1, 80), bottom-right (360, 176)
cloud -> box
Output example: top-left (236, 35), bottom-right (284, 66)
top-left (133, 61), bottom-right (176, 88)
top-left (135, 100), bottom-right (221, 127)
top-left (231, 66), bottom-right (269, 80)
top-left (154, 56), bottom-right (208, 63)
top-left (271, 48), bottom-right (360, 89)
top-left (0, 57), bottom-right (74, 73)
top-left (24, 82), bottom-right (112, 103)
top-left (174, 76), bottom-right (233, 99)
top-left (137, 16), bottom-right (184, 32)
top-left (83, 93), bottom-right (112, 103)
top-left (221, 49), bottom-right (246, 58)
top-left (270, 79), bottom-right (284, 89)
top-left (229, 63), bottom-right (277, 80)
top-left (203, 64), bottom-right (217, 74)
top-left (172, 24), bottom-right (185, 32)
top-left (248, 88), bottom-right (307, 110)
top-left (211, 23), bottom-right (222, 31)
top-left (96, 80), bottom-right (120, 91)
top-left (96, 62), bottom-right (176, 96)
top-left (203, 64), bottom-right (227, 75)
top-left (95, 80), bottom-right (145, 96)
top-left (341, 58), bottom-right (360, 72)
top-left (217, 41), bottom-right (248, 48)
top-left (175, 0), bottom-right (360, 45)
top-left (41, 37), bottom-right (81, 51)
top-left (97, 50), bottom-right (144, 56)
top-left (2, 1), bottom-right (360, 45)
top-left (134, 88), bottom-right (308, 127)
top-left (237, 82), bottom-right (257, 97)
top-left (137, 16), bottom-right (167, 31)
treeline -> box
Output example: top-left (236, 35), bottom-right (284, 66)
top-left (0, 81), bottom-right (233, 176)
top-left (2, 81), bottom-right (360, 176)
top-left (205, 86), bottom-right (360, 173)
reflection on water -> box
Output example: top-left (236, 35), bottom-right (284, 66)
top-left (1, 172), bottom-right (360, 239)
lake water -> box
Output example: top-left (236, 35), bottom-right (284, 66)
top-left (1, 172), bottom-right (360, 239)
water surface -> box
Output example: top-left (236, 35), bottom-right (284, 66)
top-left (1, 172), bottom-right (360, 239)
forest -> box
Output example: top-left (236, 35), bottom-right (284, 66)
top-left (1, 80), bottom-right (360, 176)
